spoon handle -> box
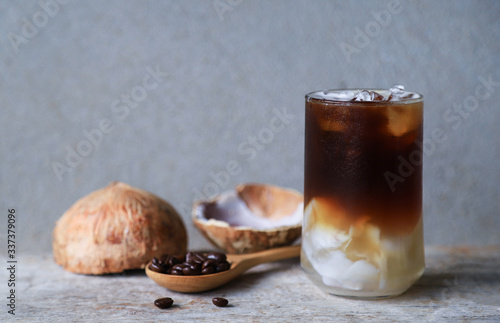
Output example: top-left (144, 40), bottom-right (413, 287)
top-left (234, 244), bottom-right (301, 272)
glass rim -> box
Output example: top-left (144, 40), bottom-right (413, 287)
top-left (306, 88), bottom-right (424, 105)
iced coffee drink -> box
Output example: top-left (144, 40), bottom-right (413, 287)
top-left (302, 86), bottom-right (424, 298)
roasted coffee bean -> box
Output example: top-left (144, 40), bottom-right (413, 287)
top-left (185, 252), bottom-right (197, 264)
top-left (186, 252), bottom-right (205, 265)
top-left (207, 252), bottom-right (226, 262)
top-left (159, 254), bottom-right (169, 264)
top-left (171, 264), bottom-right (185, 272)
top-left (179, 262), bottom-right (197, 273)
top-left (149, 262), bottom-right (165, 273)
top-left (194, 254), bottom-right (206, 264)
top-left (201, 266), bottom-right (215, 275)
top-left (168, 256), bottom-right (182, 267)
top-left (216, 261), bottom-right (230, 272)
top-left (171, 269), bottom-right (183, 275)
top-left (202, 260), bottom-right (217, 270)
top-left (154, 297), bottom-right (174, 309)
top-left (212, 297), bottom-right (229, 307)
top-left (191, 263), bottom-right (202, 272)
top-left (153, 257), bottom-right (170, 272)
top-left (182, 261), bottom-right (195, 268)
top-left (185, 264), bottom-right (200, 275)
top-left (185, 252), bottom-right (194, 263)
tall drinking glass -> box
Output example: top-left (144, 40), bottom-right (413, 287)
top-left (301, 88), bottom-right (425, 298)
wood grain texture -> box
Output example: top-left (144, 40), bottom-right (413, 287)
top-left (5, 246), bottom-right (500, 322)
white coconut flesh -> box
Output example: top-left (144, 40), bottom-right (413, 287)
top-left (195, 190), bottom-right (303, 230)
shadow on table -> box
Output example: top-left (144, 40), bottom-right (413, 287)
top-left (392, 261), bottom-right (500, 306)
top-left (196, 258), bottom-right (300, 294)
top-left (92, 268), bottom-right (148, 278)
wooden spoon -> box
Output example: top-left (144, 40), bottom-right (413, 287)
top-left (145, 244), bottom-right (301, 293)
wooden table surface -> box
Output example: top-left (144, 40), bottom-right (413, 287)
top-left (3, 246), bottom-right (499, 322)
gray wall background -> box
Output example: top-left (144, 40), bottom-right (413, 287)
top-left (1, 0), bottom-right (499, 255)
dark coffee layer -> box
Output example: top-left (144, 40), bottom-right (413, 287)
top-left (305, 99), bottom-right (423, 235)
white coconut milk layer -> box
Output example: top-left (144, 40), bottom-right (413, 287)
top-left (302, 198), bottom-right (424, 293)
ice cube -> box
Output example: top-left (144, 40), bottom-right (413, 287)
top-left (314, 106), bottom-right (351, 132)
top-left (308, 226), bottom-right (351, 250)
top-left (317, 118), bottom-right (348, 132)
top-left (341, 260), bottom-right (380, 290)
top-left (345, 221), bottom-right (382, 263)
top-left (352, 90), bottom-right (371, 102)
top-left (304, 198), bottom-right (355, 232)
top-left (350, 90), bottom-right (385, 102)
top-left (322, 275), bottom-right (342, 288)
top-left (371, 92), bottom-right (385, 101)
top-left (313, 249), bottom-right (380, 290)
top-left (351, 90), bottom-right (384, 102)
top-left (313, 249), bottom-right (353, 280)
top-left (388, 85), bottom-right (419, 101)
top-left (390, 84), bottom-right (405, 94)
top-left (322, 90), bottom-right (355, 101)
top-left (344, 260), bottom-right (380, 282)
top-left (386, 105), bottom-right (422, 137)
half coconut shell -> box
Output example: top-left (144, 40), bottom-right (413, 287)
top-left (192, 183), bottom-right (303, 254)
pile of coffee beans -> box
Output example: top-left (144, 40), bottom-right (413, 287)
top-left (149, 252), bottom-right (230, 275)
